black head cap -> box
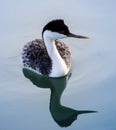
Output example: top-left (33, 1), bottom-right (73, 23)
top-left (42, 19), bottom-right (70, 36)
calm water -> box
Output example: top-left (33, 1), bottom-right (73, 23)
top-left (0, 0), bottom-right (116, 130)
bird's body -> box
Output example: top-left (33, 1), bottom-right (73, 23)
top-left (22, 39), bottom-right (71, 77)
top-left (22, 19), bottom-right (89, 77)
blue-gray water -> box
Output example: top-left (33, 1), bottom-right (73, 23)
top-left (0, 0), bottom-right (116, 130)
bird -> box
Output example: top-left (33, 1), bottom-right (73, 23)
top-left (22, 19), bottom-right (89, 77)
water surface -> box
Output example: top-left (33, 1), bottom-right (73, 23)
top-left (0, 0), bottom-right (116, 130)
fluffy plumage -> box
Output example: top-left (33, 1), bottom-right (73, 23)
top-left (22, 39), bottom-right (71, 76)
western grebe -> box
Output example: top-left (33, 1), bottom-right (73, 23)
top-left (22, 19), bottom-right (89, 77)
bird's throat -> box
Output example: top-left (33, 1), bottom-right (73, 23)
top-left (43, 33), bottom-right (68, 77)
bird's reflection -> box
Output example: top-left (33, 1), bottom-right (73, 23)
top-left (23, 67), bottom-right (96, 127)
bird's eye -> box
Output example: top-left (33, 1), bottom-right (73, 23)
top-left (60, 31), bottom-right (65, 34)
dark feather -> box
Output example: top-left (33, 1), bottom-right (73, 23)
top-left (22, 39), bottom-right (71, 76)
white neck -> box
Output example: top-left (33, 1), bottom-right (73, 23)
top-left (43, 30), bottom-right (68, 77)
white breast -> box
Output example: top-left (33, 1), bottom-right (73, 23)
top-left (50, 42), bottom-right (69, 77)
